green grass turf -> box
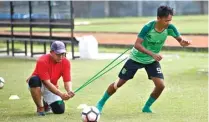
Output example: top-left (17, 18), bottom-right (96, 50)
top-left (0, 51), bottom-right (207, 122)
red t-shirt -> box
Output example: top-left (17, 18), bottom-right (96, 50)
top-left (31, 54), bottom-right (71, 86)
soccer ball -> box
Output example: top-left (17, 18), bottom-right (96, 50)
top-left (0, 77), bottom-right (5, 89)
top-left (81, 106), bottom-right (100, 122)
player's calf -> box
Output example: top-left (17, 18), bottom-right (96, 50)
top-left (108, 79), bottom-right (127, 94)
top-left (96, 79), bottom-right (127, 113)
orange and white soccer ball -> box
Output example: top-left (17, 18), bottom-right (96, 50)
top-left (0, 77), bottom-right (5, 89)
top-left (81, 106), bottom-right (100, 122)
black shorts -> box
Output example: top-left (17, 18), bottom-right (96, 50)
top-left (118, 59), bottom-right (164, 80)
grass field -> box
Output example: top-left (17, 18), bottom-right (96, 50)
top-left (4, 15), bottom-right (208, 34)
top-left (0, 50), bottom-right (207, 122)
top-left (75, 15), bottom-right (208, 33)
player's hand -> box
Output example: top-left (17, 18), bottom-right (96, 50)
top-left (26, 78), bottom-right (29, 83)
top-left (68, 91), bottom-right (75, 98)
top-left (152, 54), bottom-right (163, 62)
top-left (60, 93), bottom-right (71, 100)
top-left (180, 40), bottom-right (191, 47)
top-left (26, 76), bottom-right (33, 83)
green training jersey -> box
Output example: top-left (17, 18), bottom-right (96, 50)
top-left (130, 20), bottom-right (180, 64)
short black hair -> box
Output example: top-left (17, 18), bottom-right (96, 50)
top-left (157, 5), bottom-right (174, 17)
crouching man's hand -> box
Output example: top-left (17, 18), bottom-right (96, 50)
top-left (64, 82), bottom-right (75, 99)
top-left (68, 91), bottom-right (75, 99)
top-left (59, 93), bottom-right (71, 100)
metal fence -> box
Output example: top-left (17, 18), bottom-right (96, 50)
top-left (0, 1), bottom-right (207, 19)
top-left (0, 1), bottom-right (78, 59)
top-left (73, 1), bottom-right (208, 18)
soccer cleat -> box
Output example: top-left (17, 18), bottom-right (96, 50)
top-left (37, 107), bottom-right (45, 116)
top-left (37, 111), bottom-right (45, 116)
top-left (44, 104), bottom-right (52, 113)
top-left (44, 106), bottom-right (52, 113)
top-left (142, 106), bottom-right (152, 113)
top-left (43, 100), bottom-right (52, 113)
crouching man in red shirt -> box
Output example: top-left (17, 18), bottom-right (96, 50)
top-left (27, 41), bottom-right (75, 116)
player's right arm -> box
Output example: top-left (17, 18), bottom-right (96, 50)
top-left (134, 24), bottom-right (162, 62)
top-left (37, 60), bottom-right (70, 100)
top-left (134, 38), bottom-right (153, 56)
top-left (134, 38), bottom-right (162, 62)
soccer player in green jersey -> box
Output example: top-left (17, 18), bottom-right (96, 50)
top-left (96, 5), bottom-right (191, 113)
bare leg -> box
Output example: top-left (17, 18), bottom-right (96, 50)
top-left (107, 79), bottom-right (127, 95)
top-left (142, 77), bottom-right (165, 113)
top-left (96, 79), bottom-right (128, 112)
top-left (150, 77), bottom-right (165, 99)
top-left (30, 87), bottom-right (44, 115)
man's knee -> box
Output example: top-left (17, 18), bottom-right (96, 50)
top-left (159, 83), bottom-right (165, 90)
top-left (50, 100), bottom-right (65, 114)
top-left (152, 77), bottom-right (165, 90)
top-left (156, 82), bottom-right (165, 91)
top-left (28, 76), bottom-right (42, 88)
top-left (114, 79), bottom-right (127, 90)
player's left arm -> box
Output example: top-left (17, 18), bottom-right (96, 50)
top-left (62, 59), bottom-right (75, 98)
top-left (175, 36), bottom-right (191, 47)
top-left (168, 24), bottom-right (191, 47)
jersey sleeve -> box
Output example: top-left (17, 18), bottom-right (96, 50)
top-left (62, 59), bottom-right (71, 82)
top-left (137, 25), bottom-right (150, 40)
top-left (167, 24), bottom-right (181, 37)
top-left (36, 60), bottom-right (50, 81)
